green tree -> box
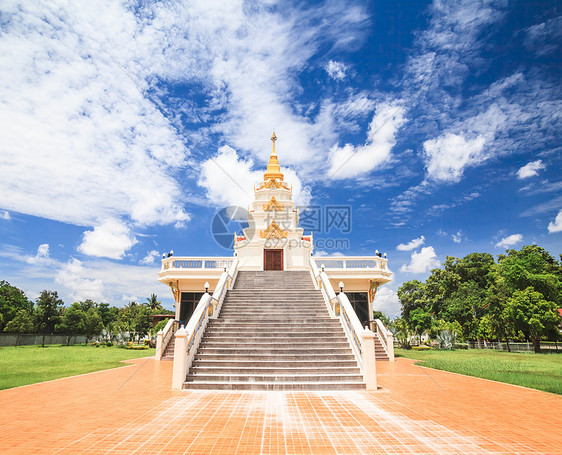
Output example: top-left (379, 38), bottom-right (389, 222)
top-left (146, 294), bottom-right (163, 313)
top-left (372, 311), bottom-right (390, 325)
top-left (97, 303), bottom-right (119, 328)
top-left (118, 301), bottom-right (138, 340)
top-left (83, 308), bottom-right (104, 344)
top-left (390, 318), bottom-right (410, 349)
top-left (4, 309), bottom-right (34, 346)
top-left (503, 287), bottom-right (560, 353)
top-left (409, 308), bottom-right (432, 344)
top-left (0, 281), bottom-right (32, 330)
top-left (56, 303), bottom-right (86, 346)
top-left (35, 290), bottom-right (63, 347)
top-left (425, 257), bottom-right (461, 317)
top-left (134, 304), bottom-right (153, 341)
top-left (77, 299), bottom-right (98, 312)
top-left (498, 245), bottom-right (561, 304)
top-left (397, 280), bottom-right (427, 321)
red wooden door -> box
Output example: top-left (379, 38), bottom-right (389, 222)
top-left (264, 249), bottom-right (283, 270)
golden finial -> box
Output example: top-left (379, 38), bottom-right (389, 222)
top-left (264, 130), bottom-right (284, 181)
top-left (271, 130), bottom-right (277, 155)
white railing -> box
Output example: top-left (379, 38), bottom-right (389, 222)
top-left (171, 258), bottom-right (239, 389)
top-left (155, 318), bottom-right (177, 360)
top-left (373, 318), bottom-right (395, 361)
top-left (309, 257), bottom-right (377, 390)
top-left (337, 292), bottom-right (365, 363)
top-left (161, 256), bottom-right (234, 271)
top-left (313, 256), bottom-right (387, 270)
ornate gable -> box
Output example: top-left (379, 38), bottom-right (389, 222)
top-left (263, 196), bottom-right (285, 212)
top-left (259, 220), bottom-right (288, 239)
top-left (264, 179), bottom-right (283, 189)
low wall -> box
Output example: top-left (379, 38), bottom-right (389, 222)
top-left (0, 334), bottom-right (88, 346)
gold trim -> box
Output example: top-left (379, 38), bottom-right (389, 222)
top-left (369, 280), bottom-right (379, 303)
top-left (259, 220), bottom-right (288, 239)
top-left (264, 179), bottom-right (282, 189)
top-left (263, 196), bottom-right (285, 211)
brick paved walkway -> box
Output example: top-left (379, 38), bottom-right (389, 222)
top-left (0, 357), bottom-right (560, 454)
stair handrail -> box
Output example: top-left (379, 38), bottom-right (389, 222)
top-left (319, 271), bottom-right (339, 318)
top-left (374, 318), bottom-right (395, 361)
top-left (172, 292), bottom-right (212, 389)
top-left (337, 292), bottom-right (365, 365)
top-left (210, 258), bottom-right (239, 317)
top-left (155, 317), bottom-right (177, 360)
top-left (309, 257), bottom-right (321, 290)
top-left (338, 291), bottom-right (378, 389)
top-left (171, 258), bottom-right (239, 389)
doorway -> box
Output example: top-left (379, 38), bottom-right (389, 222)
top-left (264, 249), bottom-right (283, 270)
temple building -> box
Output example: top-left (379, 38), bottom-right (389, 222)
top-left (157, 133), bottom-right (394, 390)
top-left (159, 132), bottom-right (392, 325)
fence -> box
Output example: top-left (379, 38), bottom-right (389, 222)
top-left (466, 341), bottom-right (561, 352)
top-left (0, 331), bottom-right (143, 347)
top-left (0, 333), bottom-right (88, 347)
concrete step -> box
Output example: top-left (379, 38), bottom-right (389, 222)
top-left (183, 382), bottom-right (366, 391)
top-left (200, 341), bottom-right (352, 348)
top-left (197, 347), bottom-right (353, 354)
top-left (205, 328), bottom-right (343, 335)
top-left (191, 359), bottom-right (360, 368)
top-left (186, 373), bottom-right (364, 383)
top-left (190, 366), bottom-right (361, 374)
top-left (194, 353), bottom-right (357, 361)
top-left (202, 336), bottom-right (348, 343)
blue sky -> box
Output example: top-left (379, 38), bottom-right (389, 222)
top-left (0, 0), bottom-right (560, 316)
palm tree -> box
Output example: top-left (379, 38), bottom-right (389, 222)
top-left (146, 294), bottom-right (161, 312)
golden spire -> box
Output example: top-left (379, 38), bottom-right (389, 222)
top-left (264, 130), bottom-right (284, 181)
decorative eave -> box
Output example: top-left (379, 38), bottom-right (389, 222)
top-left (259, 220), bottom-right (288, 239)
top-left (263, 196), bottom-right (285, 212)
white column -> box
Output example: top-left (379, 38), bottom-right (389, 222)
top-left (171, 327), bottom-right (188, 390)
top-left (386, 332), bottom-right (395, 362)
top-left (155, 331), bottom-right (164, 360)
top-left (361, 329), bottom-right (377, 391)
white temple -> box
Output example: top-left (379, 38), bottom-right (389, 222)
top-left (159, 132), bottom-right (392, 326)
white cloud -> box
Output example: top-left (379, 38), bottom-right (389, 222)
top-left (122, 295), bottom-right (140, 303)
top-left (198, 145), bottom-right (311, 208)
top-left (517, 160), bottom-right (545, 179)
top-left (0, 1), bottom-right (191, 230)
top-left (396, 236), bottom-right (425, 251)
top-left (547, 210), bottom-right (562, 233)
top-left (0, 211), bottom-right (10, 220)
top-left (495, 234), bottom-right (523, 248)
top-left (372, 287), bottom-right (401, 318)
top-left (423, 133), bottom-right (486, 182)
top-left (26, 243), bottom-right (52, 265)
top-left (55, 258), bottom-right (105, 302)
top-left (78, 219), bottom-right (137, 260)
top-left (54, 257), bottom-right (164, 304)
top-left (140, 250), bottom-right (160, 265)
top-left (452, 230), bottom-right (463, 244)
top-left (329, 102), bottom-right (406, 179)
top-left (400, 246), bottom-right (440, 274)
top-left (325, 60), bottom-right (349, 80)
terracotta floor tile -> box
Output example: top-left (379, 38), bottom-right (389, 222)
top-left (0, 357), bottom-right (560, 454)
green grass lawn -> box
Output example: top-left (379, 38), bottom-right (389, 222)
top-left (395, 348), bottom-right (562, 395)
top-left (0, 344), bottom-right (155, 390)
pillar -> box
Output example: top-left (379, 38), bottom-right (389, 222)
top-left (171, 327), bottom-right (188, 390)
top-left (361, 329), bottom-right (377, 391)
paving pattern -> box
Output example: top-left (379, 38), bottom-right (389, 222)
top-left (0, 357), bottom-right (560, 454)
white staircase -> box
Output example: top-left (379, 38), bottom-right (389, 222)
top-left (183, 271), bottom-right (366, 390)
